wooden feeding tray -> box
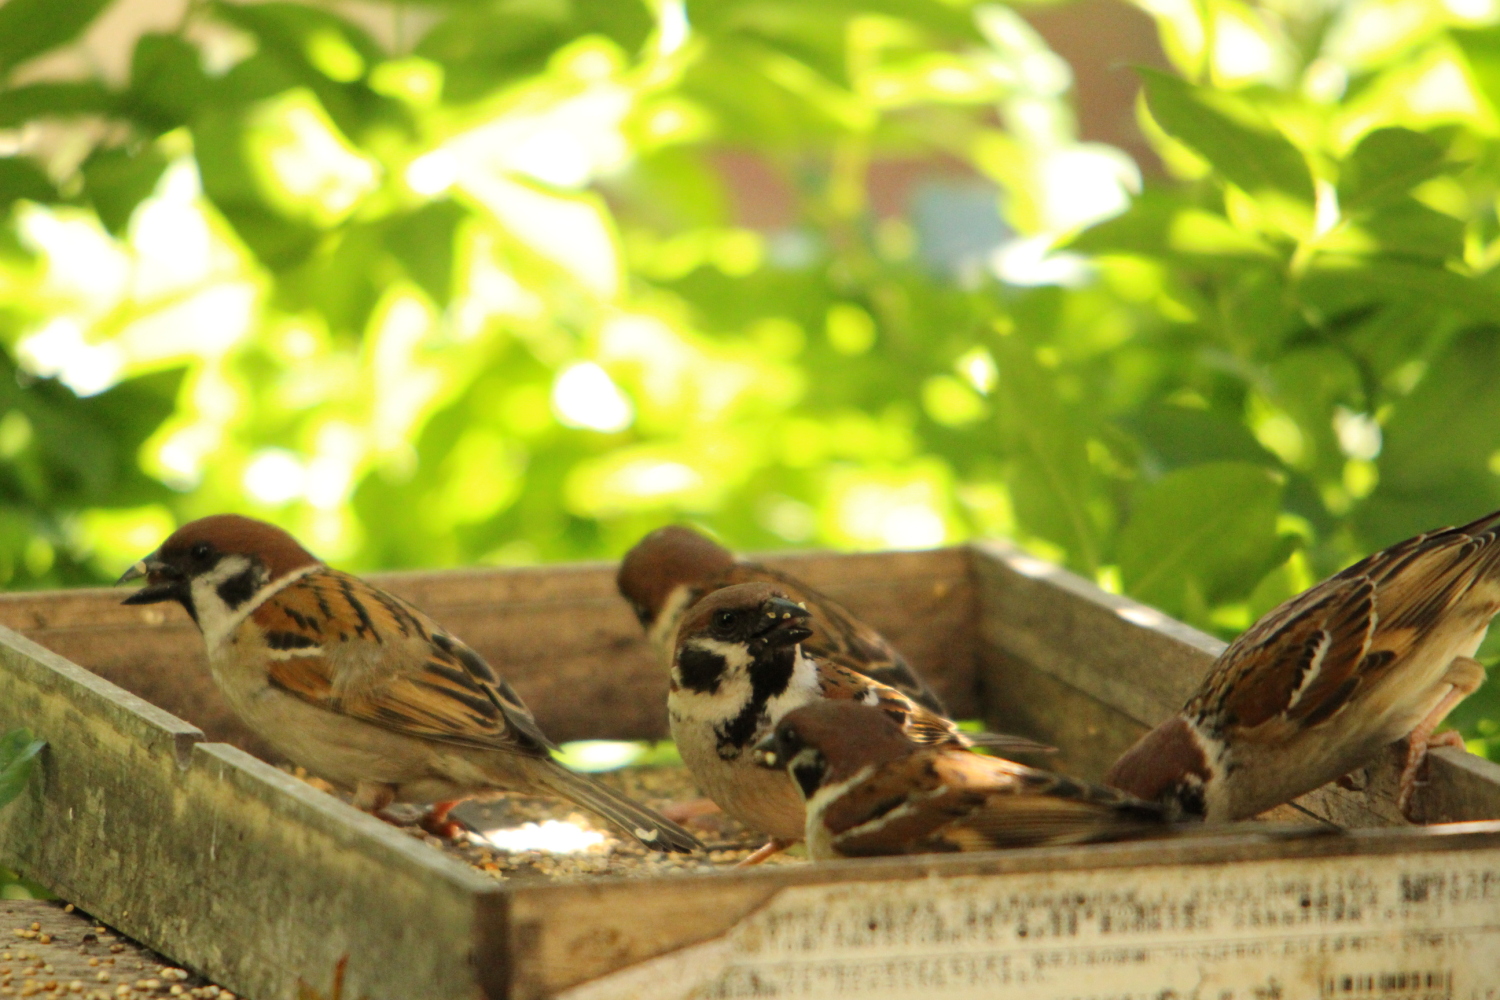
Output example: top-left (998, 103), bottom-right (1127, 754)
top-left (1, 541), bottom-right (1500, 999)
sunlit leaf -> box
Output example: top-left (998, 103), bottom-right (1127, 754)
top-left (1119, 462), bottom-right (1294, 619)
top-left (1139, 68), bottom-right (1314, 203)
top-left (1338, 127), bottom-right (1451, 213)
top-left (1359, 326), bottom-right (1500, 548)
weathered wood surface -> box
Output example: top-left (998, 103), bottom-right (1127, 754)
top-left (971, 539), bottom-right (1500, 826)
top-left (0, 899), bottom-right (217, 998)
top-left (0, 625), bottom-right (504, 1000)
top-left (508, 822), bottom-right (1500, 1000)
top-left (0, 549), bottom-right (975, 753)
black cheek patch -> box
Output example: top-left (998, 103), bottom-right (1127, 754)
top-left (677, 647), bottom-right (727, 695)
top-left (715, 646), bottom-right (799, 756)
top-left (265, 630), bottom-right (318, 651)
top-left (216, 568), bottom-right (260, 610)
top-left (792, 760), bottom-right (826, 800)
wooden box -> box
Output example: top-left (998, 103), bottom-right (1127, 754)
top-left (1, 541), bottom-right (1499, 999)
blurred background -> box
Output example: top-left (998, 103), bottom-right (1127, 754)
top-left (3, 0), bottom-right (1500, 750)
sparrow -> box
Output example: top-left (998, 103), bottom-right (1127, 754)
top-left (1105, 508), bottom-right (1500, 823)
top-left (117, 514), bottom-right (701, 853)
top-left (754, 701), bottom-right (1177, 860)
top-left (667, 582), bottom-right (1041, 862)
top-left (618, 524), bottom-right (949, 713)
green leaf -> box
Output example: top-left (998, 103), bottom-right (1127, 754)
top-left (1301, 259), bottom-right (1500, 324)
top-left (1454, 27), bottom-right (1500, 119)
top-left (1129, 404), bottom-right (1282, 474)
top-left (124, 34), bottom-right (210, 134)
top-left (992, 334), bottom-right (1102, 573)
top-left (0, 0), bottom-right (111, 76)
top-left (0, 82), bottom-right (115, 129)
top-left (1139, 68), bottom-right (1314, 202)
top-left (82, 146), bottom-right (170, 235)
top-left (0, 729), bottom-right (44, 811)
top-left (386, 200), bottom-right (467, 306)
top-left (1338, 128), bottom-right (1450, 213)
top-left (1119, 462), bottom-right (1292, 617)
top-left (0, 158), bottom-right (58, 212)
top-left (1358, 325), bottom-right (1500, 547)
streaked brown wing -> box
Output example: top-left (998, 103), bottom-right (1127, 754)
top-left (829, 751), bottom-right (1166, 855)
top-left (931, 753), bottom-right (1169, 849)
top-left (253, 570), bottom-right (554, 756)
top-left (1198, 509), bottom-right (1500, 740)
top-left (814, 660), bottom-right (968, 749)
top-left (823, 753), bottom-right (985, 855)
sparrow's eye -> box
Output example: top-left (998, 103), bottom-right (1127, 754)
top-left (713, 609), bottom-right (736, 629)
top-left (190, 542), bottom-right (213, 562)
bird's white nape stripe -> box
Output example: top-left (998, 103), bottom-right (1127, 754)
top-left (650, 585), bottom-right (699, 655)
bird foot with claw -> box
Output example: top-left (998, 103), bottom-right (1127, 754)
top-left (419, 800), bottom-right (467, 840)
top-left (735, 838), bottom-right (793, 867)
top-left (1397, 730), bottom-right (1467, 821)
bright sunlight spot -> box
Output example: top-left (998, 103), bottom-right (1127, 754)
top-left (479, 820), bottom-right (607, 854)
top-left (552, 363), bottom-right (634, 432)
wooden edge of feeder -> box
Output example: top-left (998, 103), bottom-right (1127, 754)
top-left (502, 819), bottom-right (1500, 1000)
top-left (0, 622), bottom-right (508, 1000)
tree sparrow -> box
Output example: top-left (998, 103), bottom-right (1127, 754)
top-left (1105, 508), bottom-right (1500, 822)
top-left (119, 514), bottom-right (701, 852)
top-left (755, 701), bottom-right (1178, 859)
top-left (618, 524), bottom-right (949, 713)
top-left (667, 582), bottom-right (1036, 862)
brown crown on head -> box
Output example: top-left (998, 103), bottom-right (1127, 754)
top-left (674, 581), bottom-right (793, 636)
top-left (160, 514), bottom-right (322, 580)
top-left (776, 701), bottom-right (918, 776)
top-left (617, 525), bottom-right (736, 626)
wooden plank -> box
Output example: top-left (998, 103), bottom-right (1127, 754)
top-left (0, 624), bottom-right (506, 1000)
top-left (0, 899), bottom-right (224, 998)
top-left (0, 548), bottom-right (975, 748)
top-left (507, 823), bottom-right (1500, 1000)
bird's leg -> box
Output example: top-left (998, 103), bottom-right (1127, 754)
top-left (352, 780), bottom-right (415, 829)
top-left (735, 838), bottom-right (794, 867)
top-left (660, 797), bottom-right (723, 824)
top-left (1397, 656), bottom-right (1486, 820)
top-left (419, 800), bottom-right (467, 840)
top-left (353, 780), bottom-right (396, 812)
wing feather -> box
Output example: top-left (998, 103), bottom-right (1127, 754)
top-left (1194, 509), bottom-right (1500, 740)
top-left (253, 569), bottom-right (553, 756)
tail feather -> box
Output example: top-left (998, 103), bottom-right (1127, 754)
top-left (537, 765), bottom-right (704, 854)
top-left (965, 731), bottom-right (1056, 755)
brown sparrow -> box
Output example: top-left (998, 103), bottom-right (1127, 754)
top-left (667, 582), bottom-right (1039, 862)
top-left (118, 514), bottom-right (701, 852)
top-left (1105, 508), bottom-right (1500, 822)
top-left (755, 701), bottom-right (1177, 859)
top-left (619, 524), bottom-right (948, 713)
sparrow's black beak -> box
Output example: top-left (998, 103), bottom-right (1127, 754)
top-left (755, 597), bottom-right (813, 648)
top-left (118, 553), bottom-right (185, 605)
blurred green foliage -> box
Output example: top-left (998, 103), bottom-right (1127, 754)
top-left (3, 0), bottom-right (1500, 750)
top-left (0, 728), bottom-right (45, 899)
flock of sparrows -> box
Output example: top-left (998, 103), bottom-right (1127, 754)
top-left (115, 508), bottom-right (1500, 863)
